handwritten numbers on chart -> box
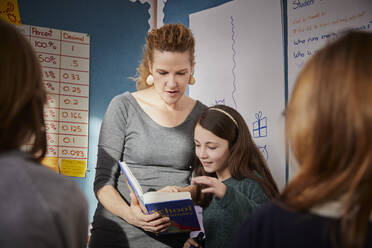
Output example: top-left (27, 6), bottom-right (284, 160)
top-left (72, 59), bottom-right (79, 67)
top-left (21, 24), bottom-right (90, 176)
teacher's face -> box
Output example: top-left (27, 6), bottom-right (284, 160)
top-left (150, 49), bottom-right (193, 105)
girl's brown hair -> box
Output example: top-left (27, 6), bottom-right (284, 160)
top-left (283, 30), bottom-right (372, 248)
top-left (194, 105), bottom-right (279, 208)
top-left (0, 19), bottom-right (47, 162)
top-left (135, 23), bottom-right (195, 90)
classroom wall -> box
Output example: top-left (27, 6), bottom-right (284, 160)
top-left (17, 0), bottom-right (372, 224)
top-left (162, 0), bottom-right (231, 26)
top-left (18, 0), bottom-right (149, 220)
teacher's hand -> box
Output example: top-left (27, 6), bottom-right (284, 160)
top-left (126, 192), bottom-right (171, 233)
top-left (157, 185), bottom-right (180, 192)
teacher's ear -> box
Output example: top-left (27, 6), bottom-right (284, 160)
top-left (148, 62), bottom-right (153, 75)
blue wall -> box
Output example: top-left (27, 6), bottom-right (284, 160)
top-left (19, 0), bottom-right (231, 222)
top-left (19, 0), bottom-right (149, 220)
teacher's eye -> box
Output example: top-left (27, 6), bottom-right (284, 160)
top-left (208, 146), bottom-right (217, 150)
top-left (158, 71), bottom-right (168, 75)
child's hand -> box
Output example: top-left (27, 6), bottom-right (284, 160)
top-left (183, 238), bottom-right (202, 248)
top-left (191, 176), bottom-right (227, 199)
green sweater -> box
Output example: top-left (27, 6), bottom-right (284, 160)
top-left (202, 177), bottom-right (269, 248)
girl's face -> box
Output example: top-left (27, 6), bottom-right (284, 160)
top-left (194, 123), bottom-right (231, 178)
top-left (150, 49), bottom-right (193, 106)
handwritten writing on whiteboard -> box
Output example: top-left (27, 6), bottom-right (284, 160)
top-left (291, 10), bottom-right (327, 25)
top-left (292, 11), bottom-right (367, 34)
top-left (291, 0), bottom-right (315, 10)
top-left (287, 0), bottom-right (372, 97)
top-left (291, 19), bottom-right (372, 66)
top-left (16, 24), bottom-right (90, 178)
top-left (287, 0), bottom-right (372, 180)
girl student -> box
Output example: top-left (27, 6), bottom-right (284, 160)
top-left (184, 105), bottom-right (279, 248)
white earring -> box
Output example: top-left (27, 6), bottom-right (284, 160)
top-left (146, 74), bottom-right (154, 86)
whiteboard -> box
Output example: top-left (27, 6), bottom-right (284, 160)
top-left (287, 0), bottom-right (372, 178)
top-left (287, 0), bottom-right (372, 94)
top-left (189, 0), bottom-right (286, 189)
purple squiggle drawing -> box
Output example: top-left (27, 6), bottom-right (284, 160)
top-left (230, 16), bottom-right (237, 110)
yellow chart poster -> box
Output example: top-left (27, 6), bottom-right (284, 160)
top-left (41, 157), bottom-right (59, 173)
top-left (0, 0), bottom-right (21, 24)
top-left (60, 159), bottom-right (87, 177)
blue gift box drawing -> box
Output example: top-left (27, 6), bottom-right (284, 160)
top-left (253, 111), bottom-right (267, 138)
top-left (258, 145), bottom-right (268, 161)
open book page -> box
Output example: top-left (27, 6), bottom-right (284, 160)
top-left (118, 160), bottom-right (144, 205)
top-left (143, 191), bottom-right (191, 204)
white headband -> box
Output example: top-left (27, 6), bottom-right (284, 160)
top-left (209, 108), bottom-right (238, 127)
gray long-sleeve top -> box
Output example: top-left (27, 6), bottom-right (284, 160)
top-left (0, 150), bottom-right (88, 248)
top-left (92, 91), bottom-right (206, 247)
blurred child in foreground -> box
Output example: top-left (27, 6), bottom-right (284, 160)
top-left (233, 30), bottom-right (372, 248)
top-left (0, 19), bottom-right (88, 247)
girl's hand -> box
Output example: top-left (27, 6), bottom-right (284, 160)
top-left (125, 193), bottom-right (171, 233)
top-left (191, 176), bottom-right (227, 199)
top-left (157, 186), bottom-right (180, 192)
top-left (183, 238), bottom-right (202, 248)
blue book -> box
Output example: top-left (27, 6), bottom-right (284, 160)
top-left (118, 160), bottom-right (201, 234)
